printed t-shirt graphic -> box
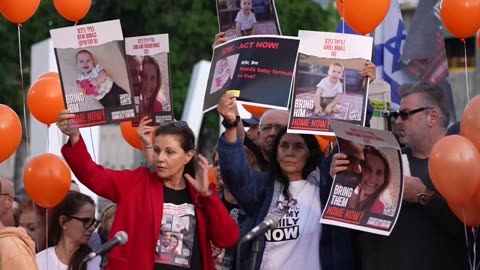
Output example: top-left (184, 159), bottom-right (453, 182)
top-left (212, 198), bottom-right (239, 270)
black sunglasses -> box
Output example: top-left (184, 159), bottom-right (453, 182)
top-left (390, 107), bottom-right (433, 121)
top-left (68, 216), bottom-right (100, 229)
top-left (160, 120), bottom-right (188, 128)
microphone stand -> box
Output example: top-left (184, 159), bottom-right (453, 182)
top-left (100, 255), bottom-right (109, 270)
top-left (249, 238), bottom-right (261, 270)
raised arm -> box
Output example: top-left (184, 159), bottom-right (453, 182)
top-left (137, 116), bottom-right (155, 165)
top-left (58, 110), bottom-right (144, 202)
top-left (185, 155), bottom-right (239, 248)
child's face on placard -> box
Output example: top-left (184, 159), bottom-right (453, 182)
top-left (76, 52), bottom-right (94, 74)
top-left (241, 0), bottom-right (252, 11)
top-left (328, 65), bottom-right (344, 81)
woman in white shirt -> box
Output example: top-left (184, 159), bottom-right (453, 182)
top-left (36, 191), bottom-right (101, 270)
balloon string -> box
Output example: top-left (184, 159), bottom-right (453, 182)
top-left (17, 24), bottom-right (30, 160)
top-left (45, 209), bottom-right (49, 267)
top-left (462, 39), bottom-right (470, 103)
top-left (463, 206), bottom-right (474, 270)
top-left (89, 127), bottom-right (97, 163)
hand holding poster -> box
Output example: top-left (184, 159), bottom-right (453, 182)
top-left (125, 34), bottom-right (174, 126)
top-left (215, 0), bottom-right (281, 40)
top-left (320, 120), bottom-right (403, 236)
top-left (288, 31), bottom-right (373, 136)
top-left (50, 20), bottom-right (136, 128)
top-left (203, 35), bottom-right (299, 112)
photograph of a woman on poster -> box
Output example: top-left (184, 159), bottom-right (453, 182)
top-left (347, 145), bottom-right (391, 214)
top-left (139, 55), bottom-right (163, 114)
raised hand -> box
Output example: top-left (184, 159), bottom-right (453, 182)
top-left (359, 61), bottom-right (376, 82)
top-left (57, 110), bottom-right (80, 145)
top-left (213, 32), bottom-right (228, 49)
top-left (137, 116), bottom-right (155, 148)
top-left (329, 153), bottom-right (350, 178)
top-left (184, 154), bottom-right (210, 193)
top-left (217, 93), bottom-right (237, 123)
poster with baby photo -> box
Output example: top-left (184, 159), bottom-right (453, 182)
top-left (287, 30), bottom-right (373, 136)
top-left (320, 120), bottom-right (403, 236)
top-left (203, 35), bottom-right (300, 112)
top-left (216, 0), bottom-right (282, 40)
top-left (125, 34), bottom-right (174, 126)
top-left (50, 19), bottom-right (136, 128)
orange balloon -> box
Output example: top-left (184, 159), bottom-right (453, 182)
top-left (0, 105), bottom-right (22, 163)
top-left (315, 135), bottom-right (336, 153)
top-left (208, 165), bottom-right (217, 185)
top-left (37, 72), bottom-right (60, 81)
top-left (242, 104), bottom-right (268, 116)
top-left (0, 0), bottom-right (40, 24)
top-left (120, 122), bottom-right (142, 150)
top-left (24, 153), bottom-right (71, 208)
top-left (53, 0), bottom-right (91, 22)
top-left (440, 0), bottom-right (480, 39)
top-left (448, 201), bottom-right (480, 227)
top-left (336, 0), bottom-right (390, 35)
top-left (27, 78), bottom-right (65, 126)
top-left (461, 96), bottom-right (480, 152)
top-left (429, 135), bottom-right (480, 205)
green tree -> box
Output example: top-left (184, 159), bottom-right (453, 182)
top-left (0, 0), bottom-right (339, 186)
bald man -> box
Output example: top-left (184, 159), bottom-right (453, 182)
top-left (0, 178), bottom-right (15, 227)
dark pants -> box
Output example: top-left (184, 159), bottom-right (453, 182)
top-left (99, 83), bottom-right (128, 108)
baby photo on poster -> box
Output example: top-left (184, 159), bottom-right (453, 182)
top-left (215, 0), bottom-right (282, 40)
top-left (50, 20), bottom-right (136, 128)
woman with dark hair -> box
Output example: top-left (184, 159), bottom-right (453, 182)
top-left (139, 55), bottom-right (163, 114)
top-left (347, 146), bottom-right (391, 214)
top-left (57, 110), bottom-right (239, 270)
top-left (36, 192), bottom-right (100, 270)
top-left (218, 122), bottom-right (324, 269)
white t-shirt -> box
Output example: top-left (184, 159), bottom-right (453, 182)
top-left (260, 180), bottom-right (322, 270)
top-left (235, 10), bottom-right (257, 30)
top-left (316, 77), bottom-right (343, 98)
top-left (36, 246), bottom-right (101, 270)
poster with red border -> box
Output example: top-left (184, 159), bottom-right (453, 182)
top-left (50, 20), bottom-right (136, 128)
top-left (320, 120), bottom-right (403, 236)
top-left (288, 30), bottom-right (373, 136)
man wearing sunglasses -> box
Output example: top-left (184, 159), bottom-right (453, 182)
top-left (0, 179), bottom-right (39, 269)
top-left (354, 82), bottom-right (469, 270)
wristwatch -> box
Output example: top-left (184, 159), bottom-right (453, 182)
top-left (221, 116), bottom-right (240, 129)
top-left (417, 190), bottom-right (434, 206)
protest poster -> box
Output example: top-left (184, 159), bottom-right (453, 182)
top-left (288, 30), bottom-right (373, 136)
top-left (215, 0), bottom-right (281, 40)
top-left (320, 120), bottom-right (403, 236)
top-left (203, 35), bottom-right (299, 112)
top-left (125, 34), bottom-right (174, 126)
top-left (50, 20), bottom-right (136, 128)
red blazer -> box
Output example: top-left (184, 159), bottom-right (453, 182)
top-left (62, 137), bottom-right (239, 270)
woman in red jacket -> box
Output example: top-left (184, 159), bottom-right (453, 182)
top-left (57, 110), bottom-right (240, 270)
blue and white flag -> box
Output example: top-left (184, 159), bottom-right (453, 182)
top-left (372, 0), bottom-right (412, 109)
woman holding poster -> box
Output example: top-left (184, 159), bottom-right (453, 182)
top-left (347, 145), bottom-right (391, 214)
top-left (57, 111), bottom-right (239, 270)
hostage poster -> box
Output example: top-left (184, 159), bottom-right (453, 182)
top-left (203, 35), bottom-right (299, 112)
top-left (50, 20), bottom-right (136, 128)
top-left (320, 120), bottom-right (403, 236)
top-left (125, 34), bottom-right (174, 126)
top-left (215, 0), bottom-right (282, 40)
top-left (288, 30), bottom-right (373, 136)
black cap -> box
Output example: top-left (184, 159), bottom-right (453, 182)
top-left (242, 115), bottom-right (260, 127)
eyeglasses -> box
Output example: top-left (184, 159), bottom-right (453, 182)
top-left (259, 124), bottom-right (285, 133)
top-left (160, 120), bottom-right (188, 128)
top-left (390, 107), bottom-right (433, 121)
top-left (68, 216), bottom-right (100, 229)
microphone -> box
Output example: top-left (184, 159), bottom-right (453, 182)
top-left (83, 231), bottom-right (128, 263)
top-left (241, 206), bottom-right (289, 242)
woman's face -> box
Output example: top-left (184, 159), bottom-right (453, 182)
top-left (142, 62), bottom-right (159, 100)
top-left (19, 209), bottom-right (46, 252)
top-left (63, 202), bottom-right (97, 245)
top-left (360, 153), bottom-right (386, 196)
top-left (169, 236), bottom-right (178, 251)
top-left (276, 134), bottom-right (310, 178)
top-left (153, 135), bottom-right (194, 181)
